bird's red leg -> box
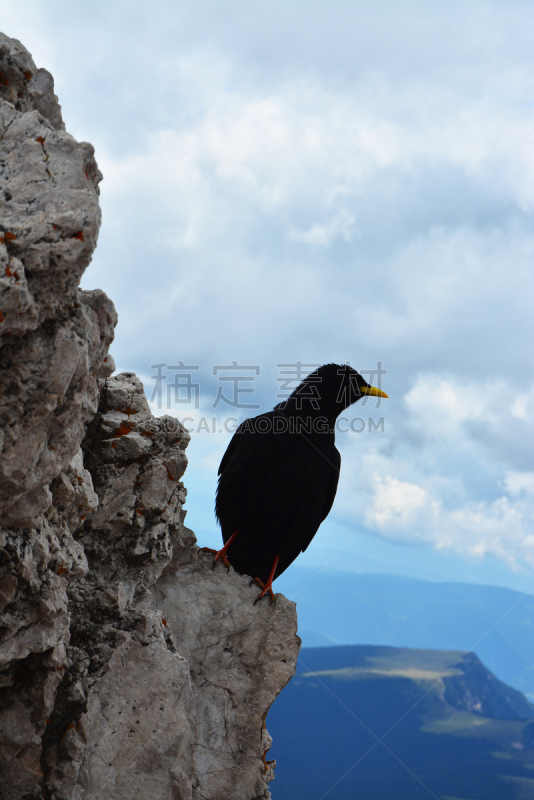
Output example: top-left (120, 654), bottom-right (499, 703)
top-left (252, 555), bottom-right (280, 605)
top-left (200, 529), bottom-right (239, 570)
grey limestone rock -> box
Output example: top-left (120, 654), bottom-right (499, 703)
top-left (0, 29), bottom-right (113, 527)
top-left (0, 32), bottom-right (300, 800)
top-left (0, 32), bottom-right (116, 798)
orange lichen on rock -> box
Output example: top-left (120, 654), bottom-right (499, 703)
top-left (61, 722), bottom-right (75, 738)
top-left (117, 405), bottom-right (137, 417)
top-left (164, 463), bottom-right (176, 482)
top-left (114, 421), bottom-right (133, 438)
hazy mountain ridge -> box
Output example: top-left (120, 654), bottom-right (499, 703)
top-left (442, 651), bottom-right (534, 720)
top-left (298, 646), bottom-right (534, 720)
top-left (268, 645), bottom-right (534, 800)
top-left (275, 568), bottom-right (534, 697)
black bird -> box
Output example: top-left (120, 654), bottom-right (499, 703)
top-left (210, 363), bottom-right (388, 602)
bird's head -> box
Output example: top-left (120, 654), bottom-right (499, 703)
top-left (276, 363), bottom-right (388, 420)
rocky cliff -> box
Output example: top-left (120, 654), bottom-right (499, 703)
top-left (0, 33), bottom-right (300, 800)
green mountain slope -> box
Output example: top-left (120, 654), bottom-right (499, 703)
top-left (268, 645), bottom-right (534, 800)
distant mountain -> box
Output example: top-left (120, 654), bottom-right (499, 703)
top-left (268, 645), bottom-right (534, 800)
top-left (274, 568), bottom-right (534, 698)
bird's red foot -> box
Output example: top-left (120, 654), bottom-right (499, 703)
top-left (251, 555), bottom-right (280, 605)
top-left (251, 576), bottom-right (275, 604)
top-left (199, 547), bottom-right (231, 569)
top-left (200, 529), bottom-right (238, 571)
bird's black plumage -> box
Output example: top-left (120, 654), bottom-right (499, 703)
top-left (215, 363), bottom-right (387, 588)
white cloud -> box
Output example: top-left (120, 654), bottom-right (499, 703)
top-left (363, 472), bottom-right (534, 569)
top-left (365, 476), bottom-right (431, 529)
top-left (404, 376), bottom-right (490, 439)
top-left (286, 209), bottom-right (357, 246)
top-left (504, 471), bottom-right (534, 497)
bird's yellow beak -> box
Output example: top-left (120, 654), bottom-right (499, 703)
top-left (361, 386), bottom-right (389, 399)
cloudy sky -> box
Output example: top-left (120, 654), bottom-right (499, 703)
top-left (5, 0), bottom-right (534, 592)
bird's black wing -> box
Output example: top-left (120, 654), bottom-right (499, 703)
top-left (216, 412), bottom-right (284, 535)
top-left (217, 418), bottom-right (251, 477)
top-left (301, 444), bottom-right (340, 552)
